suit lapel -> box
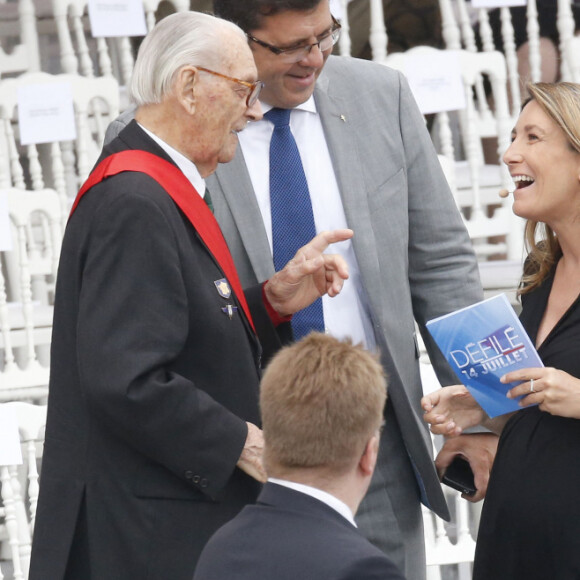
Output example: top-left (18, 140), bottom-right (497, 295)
top-left (209, 151), bottom-right (275, 282)
top-left (314, 69), bottom-right (386, 332)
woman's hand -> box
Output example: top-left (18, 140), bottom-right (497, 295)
top-left (505, 367), bottom-right (580, 419)
top-left (421, 385), bottom-right (488, 436)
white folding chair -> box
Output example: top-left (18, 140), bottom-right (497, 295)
top-left (0, 401), bottom-right (47, 580)
top-left (0, 71), bottom-right (120, 221)
top-left (385, 46), bottom-right (524, 263)
top-left (438, 0), bottom-right (523, 116)
top-left (51, 0), bottom-right (190, 89)
top-left (0, 188), bottom-right (62, 403)
top-left (566, 31), bottom-right (580, 82)
top-left (422, 485), bottom-right (479, 580)
top-left (417, 355), bottom-right (480, 580)
top-left (337, 0), bottom-right (388, 62)
top-left (52, 0), bottom-right (133, 85)
top-left (0, 0), bottom-right (40, 77)
top-left (439, 0), bottom-right (579, 107)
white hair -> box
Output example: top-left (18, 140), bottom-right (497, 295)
top-left (130, 12), bottom-right (247, 106)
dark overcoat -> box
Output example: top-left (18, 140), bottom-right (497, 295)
top-left (29, 122), bottom-right (288, 580)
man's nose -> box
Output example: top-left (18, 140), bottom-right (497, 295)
top-left (246, 98), bottom-right (263, 122)
top-left (297, 43), bottom-right (325, 68)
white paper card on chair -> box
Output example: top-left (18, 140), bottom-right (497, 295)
top-left (0, 190), bottom-right (11, 251)
top-left (403, 50), bottom-right (466, 115)
top-left (17, 83), bottom-right (76, 146)
top-left (471, 0), bottom-right (526, 7)
top-left (0, 406), bottom-right (22, 466)
top-left (88, 0), bottom-right (147, 38)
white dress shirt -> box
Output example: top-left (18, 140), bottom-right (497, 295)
top-left (238, 98), bottom-right (376, 350)
top-left (268, 477), bottom-right (357, 527)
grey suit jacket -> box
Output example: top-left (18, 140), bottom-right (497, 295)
top-left (209, 56), bottom-right (482, 518)
top-left (104, 56), bottom-right (483, 519)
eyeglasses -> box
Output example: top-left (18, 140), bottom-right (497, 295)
top-left (247, 16), bottom-right (341, 64)
top-left (196, 66), bottom-right (264, 108)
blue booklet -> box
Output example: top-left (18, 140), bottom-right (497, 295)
top-left (426, 293), bottom-right (543, 418)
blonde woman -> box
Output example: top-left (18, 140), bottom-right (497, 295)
top-left (422, 82), bottom-right (580, 580)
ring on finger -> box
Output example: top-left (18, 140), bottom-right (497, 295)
top-left (530, 378), bottom-right (535, 393)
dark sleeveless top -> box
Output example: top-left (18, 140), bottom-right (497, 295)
top-left (473, 266), bottom-right (580, 580)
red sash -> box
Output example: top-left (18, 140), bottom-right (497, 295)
top-left (70, 150), bottom-right (255, 334)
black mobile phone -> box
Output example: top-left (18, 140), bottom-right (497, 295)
top-left (441, 457), bottom-right (476, 496)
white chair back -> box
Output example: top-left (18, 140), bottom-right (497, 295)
top-left (52, 0), bottom-right (132, 84)
top-left (0, 188), bottom-right (62, 402)
top-left (384, 46), bottom-right (524, 262)
top-left (0, 401), bottom-right (47, 580)
top-left (51, 0), bottom-right (191, 89)
top-left (566, 27), bottom-right (580, 82)
top-left (337, 0), bottom-right (389, 61)
top-left (439, 0), bottom-right (579, 107)
top-left (418, 353), bottom-right (479, 580)
top-left (0, 71), bottom-right (119, 221)
top-left (0, 0), bottom-right (40, 77)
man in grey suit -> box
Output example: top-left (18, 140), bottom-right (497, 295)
top-left (105, 1), bottom-right (498, 578)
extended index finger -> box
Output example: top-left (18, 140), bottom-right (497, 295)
top-left (302, 229), bottom-right (354, 254)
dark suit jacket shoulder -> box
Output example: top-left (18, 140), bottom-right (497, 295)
top-left (194, 483), bottom-right (406, 580)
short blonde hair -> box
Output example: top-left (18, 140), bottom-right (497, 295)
top-left (260, 333), bottom-right (387, 476)
top-left (519, 82), bottom-right (580, 294)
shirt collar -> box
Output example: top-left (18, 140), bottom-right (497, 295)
top-left (259, 94), bottom-right (317, 116)
top-left (268, 477), bottom-right (357, 527)
top-left (137, 122), bottom-right (206, 198)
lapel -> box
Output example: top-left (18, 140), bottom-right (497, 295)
top-left (315, 64), bottom-right (401, 350)
top-left (210, 150), bottom-right (275, 282)
top-left (314, 66), bottom-right (384, 306)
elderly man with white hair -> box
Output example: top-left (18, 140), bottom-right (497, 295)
top-left (28, 12), bottom-right (352, 580)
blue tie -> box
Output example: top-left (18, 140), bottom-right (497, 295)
top-left (266, 107), bottom-right (324, 340)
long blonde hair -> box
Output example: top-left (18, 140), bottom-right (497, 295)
top-left (519, 82), bottom-right (580, 294)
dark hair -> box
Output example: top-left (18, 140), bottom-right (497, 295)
top-left (213, 0), bottom-right (322, 32)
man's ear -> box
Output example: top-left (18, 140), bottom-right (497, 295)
top-left (359, 433), bottom-right (380, 477)
top-left (175, 66), bottom-right (198, 115)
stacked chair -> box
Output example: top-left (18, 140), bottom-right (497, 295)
top-left (51, 0), bottom-right (183, 92)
